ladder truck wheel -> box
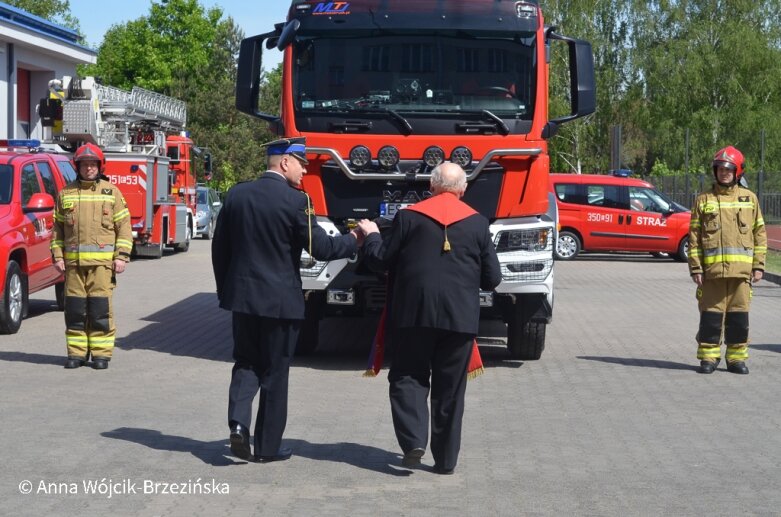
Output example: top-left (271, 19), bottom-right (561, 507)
top-left (175, 219), bottom-right (192, 252)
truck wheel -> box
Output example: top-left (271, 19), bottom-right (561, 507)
top-left (175, 220), bottom-right (192, 252)
top-left (506, 304), bottom-right (546, 360)
top-left (555, 231), bottom-right (581, 260)
top-left (673, 237), bottom-right (688, 262)
top-left (55, 282), bottom-right (65, 311)
top-left (0, 261), bottom-right (26, 334)
top-left (296, 293), bottom-right (324, 355)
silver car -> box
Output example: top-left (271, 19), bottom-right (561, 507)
top-left (195, 186), bottom-right (221, 239)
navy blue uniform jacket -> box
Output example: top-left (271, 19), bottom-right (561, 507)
top-left (363, 200), bottom-right (502, 335)
top-left (212, 172), bottom-right (357, 319)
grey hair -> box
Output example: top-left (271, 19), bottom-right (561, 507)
top-left (430, 162), bottom-right (467, 193)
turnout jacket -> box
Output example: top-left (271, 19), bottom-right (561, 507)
top-left (51, 178), bottom-right (132, 266)
top-left (688, 184), bottom-right (767, 279)
top-left (211, 172), bottom-right (357, 319)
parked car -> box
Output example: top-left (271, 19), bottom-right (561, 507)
top-left (550, 172), bottom-right (691, 261)
top-left (0, 140), bottom-right (78, 333)
top-left (195, 186), bottom-right (221, 239)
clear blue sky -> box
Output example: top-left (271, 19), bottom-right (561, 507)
top-left (69, 0), bottom-right (290, 71)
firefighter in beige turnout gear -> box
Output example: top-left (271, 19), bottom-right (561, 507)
top-left (52, 143), bottom-right (132, 370)
top-left (688, 146), bottom-right (767, 375)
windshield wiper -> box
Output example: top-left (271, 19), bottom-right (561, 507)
top-left (304, 104), bottom-right (413, 135)
top-left (474, 110), bottom-right (510, 135)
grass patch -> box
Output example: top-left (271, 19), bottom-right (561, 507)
top-left (766, 249), bottom-right (781, 275)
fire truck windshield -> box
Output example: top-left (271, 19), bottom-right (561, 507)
top-left (293, 34), bottom-right (536, 134)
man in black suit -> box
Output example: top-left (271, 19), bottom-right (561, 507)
top-left (212, 137), bottom-right (360, 463)
top-left (358, 162), bottom-right (501, 474)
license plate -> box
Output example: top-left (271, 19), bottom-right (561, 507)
top-left (379, 202), bottom-right (411, 218)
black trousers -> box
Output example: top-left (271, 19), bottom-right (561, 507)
top-left (228, 312), bottom-right (300, 457)
top-left (389, 327), bottom-right (474, 471)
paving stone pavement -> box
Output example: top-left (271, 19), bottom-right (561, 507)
top-left (1, 242), bottom-right (780, 516)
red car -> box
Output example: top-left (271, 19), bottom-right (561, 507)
top-left (550, 172), bottom-right (691, 261)
top-left (0, 140), bottom-right (78, 333)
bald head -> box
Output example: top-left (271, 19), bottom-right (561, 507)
top-left (430, 162), bottom-right (467, 196)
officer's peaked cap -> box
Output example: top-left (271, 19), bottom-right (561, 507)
top-left (263, 137), bottom-right (308, 164)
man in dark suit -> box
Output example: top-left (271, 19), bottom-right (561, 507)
top-left (358, 162), bottom-right (501, 474)
top-left (212, 137), bottom-right (360, 463)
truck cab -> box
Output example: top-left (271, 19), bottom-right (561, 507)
top-left (235, 0), bottom-right (596, 359)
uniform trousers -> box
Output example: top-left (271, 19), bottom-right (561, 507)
top-left (64, 265), bottom-right (115, 361)
top-left (228, 312), bottom-right (300, 457)
top-left (389, 327), bottom-right (474, 471)
top-left (696, 277), bottom-right (752, 364)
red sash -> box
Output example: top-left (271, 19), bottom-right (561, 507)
top-left (363, 193), bottom-right (484, 379)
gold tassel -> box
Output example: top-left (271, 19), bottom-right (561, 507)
top-left (443, 226), bottom-right (451, 252)
top-left (362, 369), bottom-right (378, 378)
top-left (467, 367), bottom-right (484, 380)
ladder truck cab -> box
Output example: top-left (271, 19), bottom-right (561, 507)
top-left (235, 0), bottom-right (596, 359)
top-left (41, 76), bottom-right (213, 258)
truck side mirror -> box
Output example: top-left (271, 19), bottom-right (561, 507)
top-left (204, 152), bottom-right (212, 173)
top-left (543, 28), bottom-right (596, 138)
top-left (236, 33), bottom-right (283, 127)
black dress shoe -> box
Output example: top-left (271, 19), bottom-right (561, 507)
top-left (727, 361), bottom-right (749, 374)
top-left (433, 464), bottom-right (455, 475)
top-left (92, 359), bottom-right (109, 370)
top-left (64, 358), bottom-right (85, 369)
top-left (229, 424), bottom-right (252, 461)
top-left (402, 447), bottom-right (425, 468)
top-left (698, 359), bottom-right (720, 374)
top-left (256, 448), bottom-right (292, 463)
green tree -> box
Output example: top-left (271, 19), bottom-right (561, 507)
top-left (5, 0), bottom-right (80, 32)
top-left (84, 0), bottom-right (222, 94)
top-left (633, 0), bottom-right (781, 174)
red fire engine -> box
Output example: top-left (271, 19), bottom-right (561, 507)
top-left (235, 0), bottom-right (595, 359)
top-left (40, 76), bottom-right (212, 258)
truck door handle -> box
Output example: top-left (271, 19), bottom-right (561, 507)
top-left (618, 215), bottom-right (624, 224)
top-left (626, 215), bottom-right (632, 225)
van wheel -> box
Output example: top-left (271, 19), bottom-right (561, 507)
top-left (203, 219), bottom-right (214, 240)
top-left (0, 261), bottom-right (26, 334)
top-left (506, 304), bottom-right (546, 360)
top-left (55, 282), bottom-right (66, 311)
top-left (555, 231), bottom-right (581, 260)
top-left (673, 237), bottom-right (689, 262)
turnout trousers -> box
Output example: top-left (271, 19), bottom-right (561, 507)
top-left (389, 327), bottom-right (474, 471)
top-left (64, 265), bottom-right (115, 361)
top-left (228, 312), bottom-right (300, 457)
top-left (696, 277), bottom-right (752, 365)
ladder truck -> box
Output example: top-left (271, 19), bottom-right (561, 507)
top-left (41, 76), bottom-right (212, 258)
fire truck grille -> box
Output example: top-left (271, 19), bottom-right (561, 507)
top-left (363, 285), bottom-right (388, 311)
top-left (500, 259), bottom-right (553, 282)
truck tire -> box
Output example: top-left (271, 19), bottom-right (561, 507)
top-left (555, 231), bottom-right (581, 260)
top-left (0, 261), bottom-right (26, 334)
top-left (296, 292), bottom-right (324, 355)
top-left (673, 236), bottom-right (688, 262)
top-left (175, 220), bottom-right (192, 252)
top-left (55, 281), bottom-right (65, 311)
top-left (506, 303), bottom-right (546, 360)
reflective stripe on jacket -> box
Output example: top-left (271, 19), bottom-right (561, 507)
top-left (688, 184), bottom-right (767, 279)
top-left (51, 178), bottom-right (133, 266)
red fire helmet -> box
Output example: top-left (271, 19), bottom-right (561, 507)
top-left (72, 143), bottom-right (105, 172)
top-left (712, 145), bottom-right (745, 180)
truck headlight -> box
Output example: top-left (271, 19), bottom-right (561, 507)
top-left (495, 229), bottom-right (551, 252)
